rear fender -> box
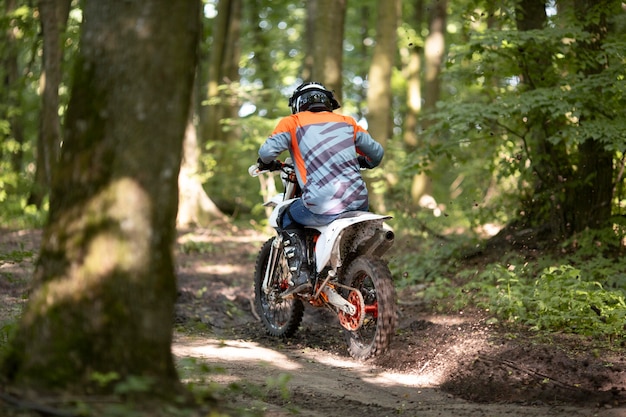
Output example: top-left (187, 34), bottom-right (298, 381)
top-left (313, 212), bottom-right (393, 272)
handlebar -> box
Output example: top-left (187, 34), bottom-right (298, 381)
top-left (248, 159), bottom-right (294, 177)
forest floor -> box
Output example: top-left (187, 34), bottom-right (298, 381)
top-left (1, 225), bottom-right (625, 417)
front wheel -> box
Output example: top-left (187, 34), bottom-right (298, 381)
top-left (254, 237), bottom-right (304, 338)
top-left (341, 256), bottom-right (396, 360)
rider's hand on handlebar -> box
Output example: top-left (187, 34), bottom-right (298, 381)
top-left (257, 158), bottom-right (282, 172)
top-left (357, 155), bottom-right (374, 169)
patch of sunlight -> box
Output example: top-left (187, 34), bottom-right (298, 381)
top-left (195, 263), bottom-right (250, 276)
top-left (422, 314), bottom-right (471, 325)
top-left (302, 352), bottom-right (365, 370)
top-left (362, 371), bottom-right (438, 388)
top-left (308, 353), bottom-right (439, 387)
top-left (172, 339), bottom-right (301, 371)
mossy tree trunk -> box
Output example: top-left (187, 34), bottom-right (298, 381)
top-left (1, 0), bottom-right (200, 397)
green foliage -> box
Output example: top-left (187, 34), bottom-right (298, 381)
top-left (175, 355), bottom-right (283, 416)
top-left (530, 266), bottom-right (626, 337)
top-left (398, 226), bottom-right (626, 343)
top-left (180, 240), bottom-right (218, 255)
top-left (396, 0), bottom-right (626, 238)
top-left (0, 2), bottom-right (81, 229)
top-left (200, 81), bottom-right (283, 217)
top-left (0, 321), bottom-right (18, 357)
top-left (0, 245), bottom-right (34, 263)
top-left (114, 375), bottom-right (155, 396)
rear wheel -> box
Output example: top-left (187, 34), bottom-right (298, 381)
top-left (341, 256), bottom-right (396, 360)
top-left (253, 237), bottom-right (304, 337)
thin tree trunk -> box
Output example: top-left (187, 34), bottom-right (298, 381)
top-left (423, 0), bottom-right (446, 118)
top-left (28, 0), bottom-right (71, 207)
top-left (366, 0), bottom-right (399, 146)
top-left (402, 1), bottom-right (423, 150)
top-left (412, 0), bottom-right (447, 203)
top-left (3, 0), bottom-right (26, 173)
top-left (304, 0), bottom-right (346, 98)
top-left (201, 0), bottom-right (241, 145)
top-left (365, 0), bottom-right (400, 212)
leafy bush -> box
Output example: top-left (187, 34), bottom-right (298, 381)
top-left (397, 226), bottom-right (626, 343)
top-left (529, 266), bottom-right (626, 339)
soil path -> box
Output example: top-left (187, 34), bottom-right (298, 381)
top-left (172, 226), bottom-right (625, 417)
top-left (1, 227), bottom-right (625, 417)
top-left (173, 335), bottom-right (620, 417)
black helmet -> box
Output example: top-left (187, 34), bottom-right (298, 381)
top-left (288, 82), bottom-right (341, 114)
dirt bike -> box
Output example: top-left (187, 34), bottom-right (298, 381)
top-left (248, 159), bottom-right (397, 360)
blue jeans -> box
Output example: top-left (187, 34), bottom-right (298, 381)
top-left (281, 199), bottom-right (367, 229)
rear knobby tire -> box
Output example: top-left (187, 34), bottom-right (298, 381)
top-left (342, 256), bottom-right (396, 360)
top-left (253, 237), bottom-right (304, 338)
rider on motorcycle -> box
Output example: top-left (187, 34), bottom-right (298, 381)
top-left (257, 82), bottom-right (384, 296)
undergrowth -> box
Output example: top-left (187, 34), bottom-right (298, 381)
top-left (393, 226), bottom-right (626, 344)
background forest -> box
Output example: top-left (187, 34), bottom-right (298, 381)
top-left (1, 0), bottom-right (626, 363)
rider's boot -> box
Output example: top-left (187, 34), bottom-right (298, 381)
top-left (280, 229), bottom-right (312, 296)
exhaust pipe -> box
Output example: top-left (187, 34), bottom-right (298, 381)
top-left (363, 227), bottom-right (395, 257)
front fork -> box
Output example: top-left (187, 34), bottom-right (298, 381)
top-left (262, 236), bottom-right (283, 294)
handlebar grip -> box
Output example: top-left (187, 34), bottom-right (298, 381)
top-left (248, 164), bottom-right (261, 177)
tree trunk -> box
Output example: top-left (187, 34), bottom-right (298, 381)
top-left (514, 0), bottom-right (571, 238)
top-left (304, 0), bottom-right (346, 98)
top-left (402, 0), bottom-right (423, 150)
top-left (564, 0), bottom-right (614, 232)
top-left (249, 0), bottom-right (278, 118)
top-left (178, 117), bottom-right (227, 227)
top-left (201, 0), bottom-right (241, 145)
top-left (513, 0), bottom-right (613, 238)
top-left (423, 0), bottom-right (446, 119)
top-left (2, 0), bottom-right (26, 173)
top-left (366, 0), bottom-right (399, 146)
top-left (410, 0), bottom-right (447, 203)
top-left (365, 0), bottom-right (400, 211)
top-left (28, 0), bottom-right (71, 207)
top-left (2, 0), bottom-right (201, 397)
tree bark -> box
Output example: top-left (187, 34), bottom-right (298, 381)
top-left (304, 0), bottom-right (346, 98)
top-left (366, 0), bottom-right (399, 146)
top-left (413, 0), bottom-right (447, 202)
top-left (564, 0), bottom-right (613, 232)
top-left (178, 117), bottom-right (227, 227)
top-left (2, 0), bottom-right (26, 173)
top-left (365, 0), bottom-right (400, 211)
top-left (423, 0), bottom-right (446, 119)
top-left (201, 0), bottom-right (241, 145)
top-left (402, 0), bottom-right (423, 150)
top-left (28, 0), bottom-right (71, 207)
top-left (513, 0), bottom-right (613, 238)
top-left (2, 0), bottom-right (201, 397)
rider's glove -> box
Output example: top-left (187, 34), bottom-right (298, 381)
top-left (257, 158), bottom-right (282, 171)
top-left (357, 156), bottom-right (374, 169)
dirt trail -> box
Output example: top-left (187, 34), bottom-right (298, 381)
top-left (172, 334), bottom-right (621, 417)
top-left (172, 226), bottom-right (625, 417)
top-left (2, 227), bottom-right (625, 417)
